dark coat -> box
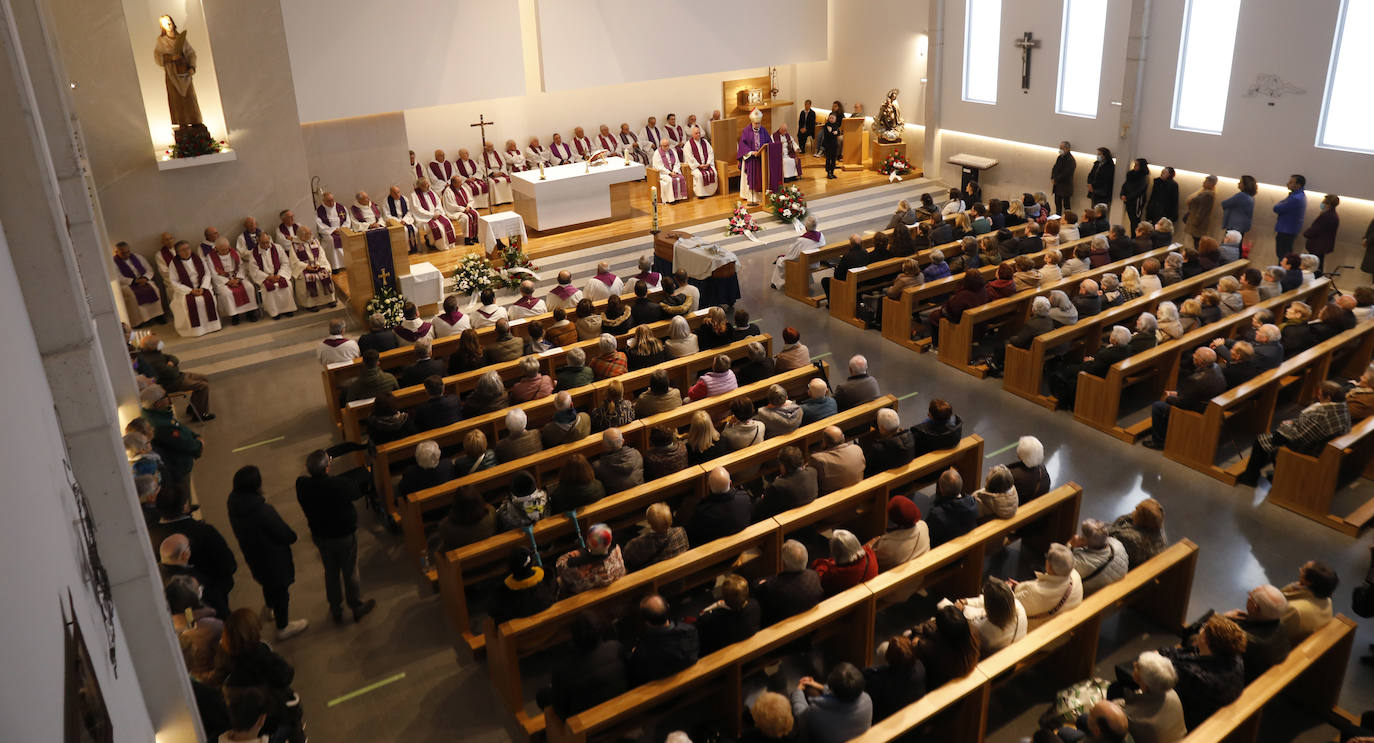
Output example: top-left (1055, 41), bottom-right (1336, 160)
top-left (1071, 293), bottom-right (1101, 318)
top-left (735, 357), bottom-right (777, 386)
top-left (864, 661), bottom-right (927, 722)
top-left (548, 640), bottom-right (630, 718)
top-left (1146, 177), bottom-right (1180, 222)
top-left (1008, 316), bottom-right (1054, 350)
top-left (1017, 235), bottom-right (1045, 256)
top-left (631, 298), bottom-right (666, 326)
top-left (489, 569), bottom-right (558, 624)
top-left (294, 474), bottom-right (360, 540)
top-left (756, 570), bottom-right (824, 625)
top-left (630, 622), bottom-right (699, 683)
top-left (1082, 343), bottom-right (1131, 378)
top-left (834, 374), bottom-right (881, 411)
top-left (697, 600), bottom-right (762, 654)
top-left (834, 245), bottom-right (871, 281)
top-left (1302, 208), bottom-right (1339, 256)
top-left (940, 285), bottom-right (989, 324)
top-left (1051, 152), bottom-right (1076, 197)
top-left (926, 495), bottom-right (978, 547)
top-left (1174, 363), bottom-right (1227, 412)
top-left (1237, 617), bottom-right (1291, 683)
top-left (755, 466), bottom-right (820, 521)
top-left (399, 358), bottom-right (446, 388)
top-left (1159, 648), bottom-right (1244, 730)
top-left (687, 488), bottom-right (753, 545)
top-left (226, 488), bottom-right (296, 588)
top-left (863, 430), bottom-right (916, 475)
top-left (357, 329), bottom-right (400, 354)
top-left (1087, 158), bottom-right (1115, 203)
top-left (413, 393), bottom-right (463, 431)
top-left (1009, 462), bottom-right (1051, 504)
top-left (1280, 323), bottom-right (1315, 356)
top-left (149, 516), bottom-right (238, 594)
top-left (1126, 331), bottom-right (1158, 355)
top-left (911, 415), bottom-right (963, 455)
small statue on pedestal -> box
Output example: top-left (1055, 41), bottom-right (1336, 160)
top-left (876, 88), bottom-right (904, 143)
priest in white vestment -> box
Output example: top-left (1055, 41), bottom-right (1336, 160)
top-left (684, 127), bottom-right (718, 198)
top-left (455, 149), bottom-right (492, 209)
top-left (207, 238), bottom-right (260, 324)
top-left (617, 123), bottom-right (649, 166)
top-left (427, 149), bottom-right (458, 193)
top-left (315, 191), bottom-right (349, 270)
top-left (651, 140), bottom-right (689, 203)
top-left (245, 232), bottom-right (297, 319)
top-left (277, 209), bottom-right (303, 245)
top-left (685, 114), bottom-right (703, 143)
top-left (625, 255), bottom-right (662, 294)
top-left (112, 241), bottom-right (164, 326)
top-left (770, 215), bottom-right (825, 290)
top-left (663, 113), bottom-right (686, 158)
top-left (318, 318), bottom-right (360, 366)
top-left (502, 139), bottom-right (530, 174)
top-left (393, 302), bottom-right (435, 343)
top-left (431, 294), bottom-right (471, 338)
top-left (234, 216), bottom-right (272, 257)
top-left (198, 226), bottom-right (219, 256)
top-left (167, 240), bottom-right (222, 337)
top-left (639, 116), bottom-right (664, 163)
top-left (507, 279), bottom-right (547, 320)
top-left (571, 126), bottom-right (594, 161)
top-left (412, 178), bottom-right (459, 251)
top-left (548, 133), bottom-right (577, 165)
top-left (469, 288), bottom-right (508, 329)
top-left (385, 185), bottom-right (418, 253)
top-left (596, 125), bottom-right (620, 160)
top-left (155, 232), bottom-right (177, 278)
top-left (480, 143), bottom-right (515, 204)
top-left (545, 271), bottom-right (585, 312)
top-left (441, 176), bottom-right (480, 245)
top-left (525, 137), bottom-right (550, 168)
top-left (350, 191), bottom-right (388, 231)
top-left (408, 150), bottom-right (426, 190)
top-left (287, 226), bottom-right (336, 310)
top-left (774, 124), bottom-right (803, 181)
top-left (583, 261), bottom-right (623, 301)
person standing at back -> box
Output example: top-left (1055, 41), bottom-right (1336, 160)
top-left (226, 465), bottom-right (308, 641)
top-left (1050, 141), bottom-right (1076, 215)
top-left (295, 450), bottom-right (377, 625)
top-left (1272, 174), bottom-right (1307, 260)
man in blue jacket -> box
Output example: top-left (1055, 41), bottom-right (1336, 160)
top-left (1272, 174), bottom-right (1307, 260)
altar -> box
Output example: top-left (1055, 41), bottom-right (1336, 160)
top-left (509, 156), bottom-right (646, 231)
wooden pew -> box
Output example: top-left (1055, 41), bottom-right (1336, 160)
top-left (431, 395), bottom-right (897, 648)
top-left (542, 481), bottom-right (1084, 743)
top-left (1267, 415), bottom-right (1374, 535)
top-left (1074, 280), bottom-right (1334, 442)
top-left (1163, 320), bottom-right (1374, 484)
top-left (937, 246), bottom-right (1173, 378)
top-left (1003, 261), bottom-right (1249, 409)
top-left (856, 539), bottom-right (1199, 743)
top-left (1180, 615), bottom-right (1358, 743)
top-left (320, 287), bottom-right (667, 423)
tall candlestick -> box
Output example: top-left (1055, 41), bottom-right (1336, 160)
top-left (651, 186), bottom-right (659, 233)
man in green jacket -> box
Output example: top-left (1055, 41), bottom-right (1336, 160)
top-left (140, 384), bottom-right (203, 490)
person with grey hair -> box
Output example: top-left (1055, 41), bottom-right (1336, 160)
top-left (813, 529), bottom-right (878, 595)
top-left (555, 346), bottom-right (594, 389)
top-left (834, 354), bottom-right (880, 411)
top-left (317, 318), bottom-right (360, 366)
top-left (1048, 290), bottom-right (1079, 326)
top-left (664, 315), bottom-right (699, 359)
top-left (462, 370), bottom-right (509, 417)
top-left (799, 377), bottom-right (837, 425)
top-left (772, 214), bottom-right (825, 291)
top-left (1069, 518), bottom-right (1129, 594)
top-left (757, 384), bottom-right (804, 438)
top-left (1127, 311), bottom-right (1159, 355)
top-left (811, 425), bottom-right (866, 492)
top-left (1258, 266), bottom-right (1284, 301)
top-left (509, 355), bottom-right (554, 403)
top-left (493, 408), bottom-right (541, 462)
top-left (756, 539), bottom-right (824, 624)
top-left (972, 464), bottom-right (1018, 520)
top-left (1072, 278), bottom-right (1102, 318)
top-left (687, 467), bottom-right (752, 546)
top-left (133, 473), bottom-right (162, 527)
top-left (1015, 543), bottom-right (1083, 629)
top-left (736, 340), bottom-right (776, 385)
top-left (1221, 584), bottom-right (1292, 682)
top-left (922, 248), bottom-right (951, 281)
top-left (1099, 273), bottom-right (1124, 307)
top-left (986, 296), bottom-right (1054, 375)
top-left (1144, 345), bottom-right (1226, 449)
top-left (1080, 325), bottom-right (1134, 379)
top-left (296, 448), bottom-right (377, 624)
top-left (926, 468), bottom-right (977, 547)
top-left (593, 427), bottom-right (644, 493)
top-left (398, 337), bottom-right (445, 388)
top-left (862, 407), bottom-right (915, 475)
top-left (1087, 233), bottom-right (1111, 268)
top-left (540, 390), bottom-right (592, 447)
top-left (627, 254), bottom-right (663, 294)
top-left (1117, 650), bottom-right (1187, 743)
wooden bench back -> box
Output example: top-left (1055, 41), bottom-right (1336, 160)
top-left (1269, 414), bottom-right (1374, 535)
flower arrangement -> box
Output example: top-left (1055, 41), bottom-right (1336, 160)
top-left (881, 153), bottom-right (913, 180)
top-left (494, 239), bottom-right (539, 289)
top-left (726, 201), bottom-right (761, 236)
top-left (766, 184), bottom-right (808, 223)
top-left (167, 125), bottom-right (225, 159)
top-left (364, 285), bottom-right (406, 327)
top-left (450, 253), bottom-right (496, 296)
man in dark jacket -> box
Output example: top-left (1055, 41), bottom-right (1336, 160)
top-left (834, 355), bottom-right (881, 411)
top-left (1106, 225), bottom-right (1135, 263)
top-left (754, 446), bottom-right (819, 521)
top-left (687, 467), bottom-right (752, 545)
top-left (1071, 279), bottom-right (1102, 318)
top-left (863, 408), bottom-right (916, 475)
top-left (345, 349), bottom-right (398, 403)
top-left (823, 234), bottom-right (871, 302)
top-left (989, 297), bottom-right (1053, 372)
top-left (1127, 313), bottom-right (1159, 355)
top-left (1051, 141), bottom-right (1076, 214)
top-left (730, 309), bottom-right (763, 341)
top-left (150, 485), bottom-right (237, 615)
top-left (540, 615), bottom-right (628, 717)
top-left (928, 214), bottom-right (954, 246)
top-left (136, 333), bottom-right (213, 420)
top-left (295, 450), bottom-right (377, 624)
top-left (926, 469), bottom-right (978, 547)
top-left (357, 312), bottom-right (400, 354)
top-left (485, 319), bottom-right (524, 363)
top-left (412, 375), bottom-right (463, 431)
top-left (756, 540), bottom-right (825, 625)
top-left (911, 398), bottom-right (963, 455)
top-left (1220, 342), bottom-right (1265, 388)
top-left (630, 280), bottom-right (665, 326)
top-left (1144, 347), bottom-right (1227, 449)
top-left (629, 594), bottom-right (699, 683)
top-left (140, 384), bottom-right (204, 488)
top-left (227, 465), bottom-right (308, 640)
top-left (398, 337), bottom-right (446, 388)
top-left (1081, 325), bottom-right (1134, 378)
top-left (1017, 223), bottom-right (1045, 255)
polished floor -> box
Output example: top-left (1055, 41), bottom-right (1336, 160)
top-left (182, 203), bottom-right (1374, 742)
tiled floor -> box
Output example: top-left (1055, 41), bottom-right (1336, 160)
top-left (182, 220), bottom-right (1374, 742)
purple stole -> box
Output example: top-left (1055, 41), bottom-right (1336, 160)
top-left (387, 195), bottom-right (416, 246)
top-left (251, 247), bottom-right (288, 290)
top-left (592, 273), bottom-right (617, 287)
top-left (736, 125), bottom-right (772, 191)
top-left (172, 255), bottom-right (218, 326)
top-left (394, 321), bottom-right (431, 342)
top-left (412, 162), bottom-right (424, 184)
top-left (620, 131), bottom-right (647, 164)
top-left (199, 241), bottom-right (214, 255)
top-left (632, 271), bottom-right (659, 287)
top-left (657, 149), bottom-right (686, 199)
top-left (457, 159), bottom-right (491, 192)
top-left (443, 187), bottom-right (479, 239)
top-left (598, 134), bottom-right (618, 154)
top-left (323, 336), bottom-right (350, 347)
top-left (208, 251), bottom-right (252, 307)
top-left (504, 150), bottom-right (527, 172)
top-left (667, 124), bottom-right (685, 154)
top-left (689, 140), bottom-right (716, 184)
top-left (514, 295), bottom-right (540, 310)
top-left (438, 310), bottom-right (463, 327)
top-left (351, 202), bottom-right (383, 226)
top-left (528, 145), bottom-right (545, 162)
top-left (293, 243), bottom-right (332, 297)
top-left (574, 137), bottom-right (593, 158)
top-left (801, 230), bottom-right (823, 243)
top-left (644, 126), bottom-right (661, 147)
top-left (477, 306), bottom-right (498, 320)
top-left (550, 142), bottom-right (573, 163)
top-left (241, 228), bottom-right (264, 251)
top-left (115, 254), bottom-right (159, 305)
top-left (482, 151), bottom-right (511, 181)
top-left (775, 130), bottom-right (802, 168)
top-left (415, 190), bottom-right (457, 243)
top-left (550, 284), bottom-right (578, 300)
top-left (317, 203), bottom-right (347, 250)
top-left (428, 160), bottom-right (455, 186)
top-left (159, 245), bottom-right (176, 270)
top-left (278, 223), bottom-right (300, 243)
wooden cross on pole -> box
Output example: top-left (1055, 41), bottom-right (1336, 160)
top-left (1015, 32), bottom-right (1041, 91)
top-left (470, 114), bottom-right (497, 215)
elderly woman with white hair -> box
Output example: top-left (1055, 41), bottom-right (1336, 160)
top-left (1070, 518), bottom-right (1129, 595)
top-left (399, 439), bottom-right (457, 499)
top-left (1160, 251), bottom-right (1185, 286)
top-left (1100, 273), bottom-right (1124, 307)
top-left (494, 408), bottom-right (543, 463)
top-left (462, 370), bottom-right (510, 417)
top-left (1219, 229), bottom-right (1244, 263)
top-left (812, 529), bottom-right (878, 595)
top-left (664, 315), bottom-right (699, 358)
top-left (972, 464), bottom-right (1018, 520)
top-left (1222, 584), bottom-right (1292, 683)
top-left (1216, 276), bottom-right (1245, 317)
top-left (1007, 435), bottom-right (1051, 503)
top-left (986, 297), bottom-right (1054, 374)
top-left (1014, 543), bottom-right (1083, 630)
top-left (1130, 312), bottom-right (1160, 353)
top-left (1116, 650), bottom-right (1187, 743)
top-left (590, 333), bottom-right (628, 379)
top-left (509, 355), bottom-right (554, 404)
top-left (1155, 301), bottom-right (1184, 342)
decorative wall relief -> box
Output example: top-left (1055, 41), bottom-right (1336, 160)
top-left (1245, 73), bottom-right (1306, 105)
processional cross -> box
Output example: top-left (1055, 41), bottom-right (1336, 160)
top-left (1015, 31), bottom-right (1040, 91)
top-left (470, 114), bottom-right (497, 214)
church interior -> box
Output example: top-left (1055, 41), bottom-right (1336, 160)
top-left (5, 0), bottom-right (1374, 741)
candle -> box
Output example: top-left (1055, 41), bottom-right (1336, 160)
top-left (651, 187), bottom-right (659, 232)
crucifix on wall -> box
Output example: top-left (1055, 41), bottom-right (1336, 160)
top-left (1015, 31), bottom-right (1041, 91)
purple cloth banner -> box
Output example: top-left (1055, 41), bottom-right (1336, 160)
top-left (365, 228), bottom-right (397, 294)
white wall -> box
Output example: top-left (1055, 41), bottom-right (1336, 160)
top-left (281, 0), bottom-right (526, 123)
top-left (120, 0), bottom-right (231, 151)
top-left (794, 0), bottom-right (931, 126)
top-left (537, 0), bottom-right (826, 92)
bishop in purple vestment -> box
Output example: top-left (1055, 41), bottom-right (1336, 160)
top-left (736, 108), bottom-right (775, 204)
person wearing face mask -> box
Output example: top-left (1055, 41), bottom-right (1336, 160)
top-left (1302, 194), bottom-right (1340, 273)
top-left (1086, 148), bottom-right (1115, 215)
top-left (1050, 141), bottom-right (1076, 214)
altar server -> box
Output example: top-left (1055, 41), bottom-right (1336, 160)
top-left (166, 240), bottom-right (221, 337)
top-left (480, 143), bottom-right (515, 204)
top-left (245, 232), bottom-right (297, 319)
top-left (584, 261), bottom-right (624, 301)
top-left (315, 191), bottom-right (349, 269)
top-left (774, 124), bottom-right (803, 181)
top-left (385, 185), bottom-right (418, 253)
top-left (207, 238), bottom-right (259, 324)
top-left (571, 126), bottom-right (595, 160)
top-left (431, 294), bottom-right (471, 338)
top-left (684, 126), bottom-right (718, 198)
top-left (508, 279), bottom-right (547, 320)
top-left (442, 176), bottom-right (480, 246)
top-left (412, 177), bottom-right (459, 251)
top-left (546, 270), bottom-right (585, 312)
top-left (112, 241), bottom-right (164, 326)
top-left (455, 148), bottom-right (493, 208)
top-left (549, 133), bottom-right (577, 165)
top-left (652, 140), bottom-right (689, 203)
top-left (350, 191), bottom-right (388, 231)
top-left (288, 226), bottom-right (337, 310)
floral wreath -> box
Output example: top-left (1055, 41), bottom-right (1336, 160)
top-left (449, 253), bottom-right (496, 296)
top-left (766, 184), bottom-right (808, 223)
top-left (726, 201), bottom-right (761, 236)
top-left (364, 285), bottom-right (406, 327)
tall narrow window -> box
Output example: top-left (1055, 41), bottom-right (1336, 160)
top-left (1056, 0), bottom-right (1109, 118)
top-left (1317, 0), bottom-right (1374, 153)
top-left (962, 0), bottom-right (1002, 104)
top-left (1171, 0), bottom-right (1242, 134)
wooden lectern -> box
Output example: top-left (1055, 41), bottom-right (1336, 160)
top-left (841, 117), bottom-right (869, 171)
top-left (340, 219), bottom-right (410, 318)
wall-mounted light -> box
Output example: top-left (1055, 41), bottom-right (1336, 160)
top-left (69, 81), bottom-right (77, 89)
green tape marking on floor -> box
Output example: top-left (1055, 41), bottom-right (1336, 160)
top-left (327, 672), bottom-right (406, 708)
top-left (810, 352), bottom-right (833, 361)
top-left (896, 391), bottom-right (920, 401)
top-left (987, 442), bottom-right (1019, 458)
top-left (231, 436), bottom-right (285, 453)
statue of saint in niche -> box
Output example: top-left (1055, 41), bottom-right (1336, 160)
top-left (153, 15), bottom-right (206, 144)
top-left (875, 89), bottom-right (904, 143)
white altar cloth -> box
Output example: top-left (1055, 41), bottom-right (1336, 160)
top-left (509, 156), bottom-right (646, 231)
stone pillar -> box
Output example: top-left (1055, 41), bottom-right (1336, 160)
top-left (922, 0), bottom-right (945, 177)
